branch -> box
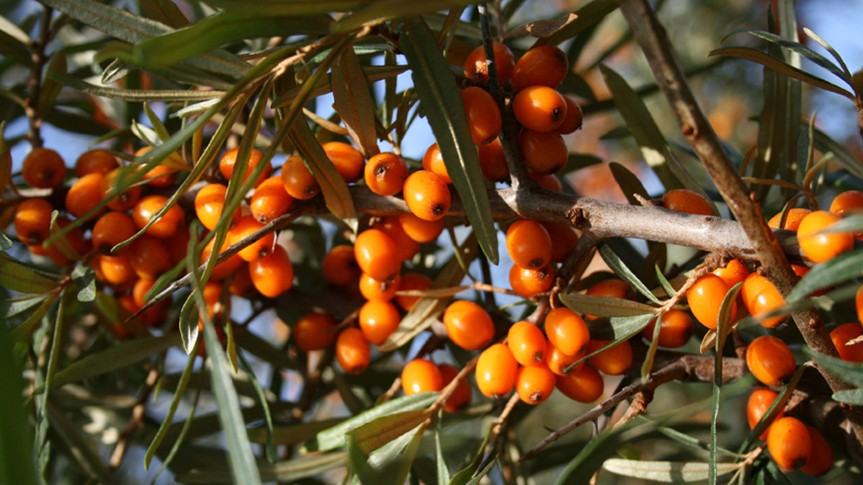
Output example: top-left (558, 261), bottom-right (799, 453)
top-left (25, 7), bottom-right (53, 149)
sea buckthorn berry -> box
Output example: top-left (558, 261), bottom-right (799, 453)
top-left (323, 141), bottom-right (365, 183)
top-left (546, 346), bottom-right (585, 376)
top-left (797, 210), bottom-right (854, 263)
top-left (132, 195), bottom-right (184, 239)
top-left (92, 211), bottom-right (137, 253)
top-left (585, 278), bottom-right (630, 320)
top-left (75, 149), bottom-right (118, 176)
top-left (768, 207), bottom-right (811, 231)
top-left (364, 152), bottom-right (408, 196)
top-left (65, 172), bottom-right (105, 218)
top-left (642, 309), bottom-right (693, 348)
top-left (506, 219), bottom-right (552, 269)
top-left (250, 175), bottom-right (294, 222)
top-left (513, 86), bottom-right (567, 132)
top-left (398, 213), bottom-right (444, 243)
top-left (543, 222), bottom-right (579, 263)
top-left (439, 363), bottom-right (471, 412)
top-left (132, 277), bottom-right (156, 308)
top-left (200, 282), bottom-right (228, 325)
top-left (354, 229), bottom-right (400, 281)
top-left (293, 312), bottom-right (337, 352)
top-left (519, 129), bottom-right (568, 174)
top-left (661, 189), bottom-right (713, 216)
top-left (512, 45), bottom-right (568, 90)
top-left (22, 147), bottom-right (66, 189)
top-left (509, 264), bottom-right (555, 298)
top-left (14, 198), bottom-right (54, 245)
top-left (359, 272), bottom-right (400, 301)
top-left (713, 258), bottom-right (750, 288)
top-left (195, 183), bottom-right (238, 231)
top-left (507, 321), bottom-right (548, 366)
top-left (401, 359), bottom-right (443, 396)
top-left (99, 253), bottom-right (136, 286)
top-left (587, 339), bottom-right (633, 376)
top-left (746, 335), bottom-right (796, 386)
top-left (543, 308), bottom-right (590, 357)
top-left (358, 300), bottom-right (401, 345)
top-left (741, 273), bottom-right (786, 328)
top-left (335, 327), bottom-right (371, 375)
top-left (463, 41), bottom-right (514, 86)
top-left (557, 96), bottom-right (583, 134)
top-left (747, 388), bottom-right (784, 439)
top-left (767, 417), bottom-right (811, 470)
top-left (202, 236), bottom-right (244, 280)
top-left (128, 235), bottom-right (171, 280)
top-left (475, 343), bottom-right (518, 398)
top-left (322, 244), bottom-right (361, 286)
top-left (248, 245), bottom-right (294, 298)
top-left (530, 172), bottom-right (563, 191)
top-left (556, 364), bottom-right (604, 403)
top-left (403, 170), bottom-right (451, 222)
top-left (477, 138), bottom-right (510, 183)
top-left (460, 86), bottom-right (502, 144)
top-left (516, 364), bottom-right (556, 404)
top-left (228, 216), bottom-right (275, 262)
top-left (101, 167), bottom-right (141, 212)
top-left (219, 147), bottom-right (270, 187)
top-left (142, 163), bottom-right (176, 188)
top-left (443, 300), bottom-right (494, 351)
top-left (800, 427), bottom-right (833, 476)
top-left (830, 323), bottom-right (863, 362)
top-left (856, 284), bottom-right (863, 324)
top-left (281, 155), bottom-right (319, 200)
top-left (228, 264), bottom-right (253, 297)
top-left (686, 273), bottom-right (734, 330)
top-left (373, 216), bottom-right (420, 262)
top-left (829, 190), bottom-right (863, 216)
top-left (395, 272), bottom-right (432, 311)
top-left (421, 144), bottom-right (452, 184)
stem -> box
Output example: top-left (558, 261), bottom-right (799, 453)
top-left (25, 7), bottom-right (53, 149)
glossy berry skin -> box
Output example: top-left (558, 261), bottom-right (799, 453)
top-left (830, 323), bottom-right (863, 362)
top-left (14, 198), bottom-right (54, 245)
top-left (477, 138), bottom-right (510, 182)
top-left (75, 149), bottom-right (118, 176)
top-left (661, 189), bottom-right (713, 216)
top-left (101, 167), bottom-right (141, 211)
top-left (364, 152), bottom-right (407, 196)
top-left (460, 86), bottom-right (502, 144)
top-left (515, 364), bottom-right (556, 404)
top-left (322, 141), bottom-right (364, 183)
top-left (747, 388), bottom-right (784, 439)
top-left (401, 359), bottom-right (443, 396)
top-left (92, 211), bottom-right (137, 253)
top-left (686, 273), bottom-right (733, 330)
top-left (250, 175), bottom-right (294, 222)
top-left (642, 309), bottom-right (693, 348)
top-left (443, 300), bottom-right (494, 351)
top-left (132, 195), bottom-right (184, 239)
top-left (557, 96), bottom-right (583, 134)
top-left (281, 155), bottom-right (319, 200)
top-left (354, 229), bottom-right (400, 281)
top-left (475, 343), bottom-right (518, 398)
top-left (741, 273), bottom-right (786, 329)
top-left (587, 339), bottom-right (633, 376)
top-left (530, 172), bottom-right (563, 191)
top-left (746, 335), bottom-right (796, 386)
top-left (509, 264), bottom-right (555, 298)
top-left (358, 299), bottom-right (401, 345)
top-left (519, 130), bottom-right (568, 175)
top-left (322, 244), bottom-right (361, 287)
top-left (228, 216), bottom-right (275, 262)
top-left (513, 86), bottom-right (567, 132)
top-left (797, 210), bottom-right (854, 263)
top-left (373, 216), bottom-right (420, 262)
top-left (358, 272), bottom-right (400, 301)
top-left (195, 183), bottom-right (237, 231)
top-left (507, 321), bottom-right (548, 366)
top-left (767, 417), bottom-right (811, 470)
top-left (767, 207), bottom-right (810, 231)
top-left (248, 245), bottom-right (294, 297)
top-left (219, 147), bottom-right (270, 187)
top-left (800, 426), bottom-right (833, 476)
top-left (65, 173), bottom-right (105, 218)
top-left (398, 213), bottom-right (444, 243)
top-left (857, 284), bottom-right (863, 324)
top-left (293, 312), bottom-right (337, 352)
top-left (439, 363), bottom-right (471, 412)
top-left (402, 170), bottom-right (451, 222)
top-left (544, 308), bottom-right (590, 357)
top-left (506, 219), bottom-right (552, 269)
top-left (463, 41), bottom-right (514, 86)
top-left (543, 222), bottom-right (579, 263)
top-left (829, 189), bottom-right (863, 216)
top-left (335, 328), bottom-right (371, 375)
top-left (511, 45), bottom-right (568, 90)
top-left (99, 253), bottom-right (136, 286)
top-left (22, 147), bottom-right (66, 189)
top-left (556, 364), bottom-right (604, 403)
top-left (546, 346), bottom-right (585, 376)
top-left (201, 237), bottom-right (244, 280)
top-left (712, 258), bottom-right (750, 288)
top-left (395, 272), bottom-right (432, 312)
top-left (421, 144), bottom-right (451, 184)
top-left (128, 235), bottom-right (171, 279)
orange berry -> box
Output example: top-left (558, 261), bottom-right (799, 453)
top-left (358, 299), bottom-right (401, 345)
top-left (322, 244), bottom-right (361, 286)
top-left (856, 284), bottom-right (863, 324)
top-left (506, 219), bottom-right (552, 269)
top-left (195, 183), bottom-right (238, 231)
top-left (463, 41), bottom-right (514, 86)
top-left (713, 258), bottom-right (750, 288)
top-left (228, 265), bottom-right (253, 297)
top-left (219, 147), bottom-right (270, 187)
top-left (323, 141), bottom-right (365, 183)
top-left (741, 273), bottom-right (786, 329)
top-left (768, 207), bottom-right (811, 231)
top-left (443, 300), bottom-right (495, 351)
top-left (132, 195), bottom-right (184, 239)
top-left (142, 163), bottom-right (176, 188)
top-left (460, 86), bottom-right (502, 144)
top-left (661, 189), bottom-right (713, 216)
top-left (686, 273), bottom-right (734, 330)
top-left (507, 321), bottom-right (548, 366)
top-left (65, 172), bottom-right (105, 218)
top-left (513, 86), bottom-right (567, 132)
top-left (797, 210), bottom-right (854, 263)
top-left (132, 277), bottom-right (157, 308)
top-left (829, 189), bottom-right (863, 216)
top-left (557, 96), bottom-right (583, 134)
top-left (509, 264), bottom-right (555, 298)
top-left (800, 427), bottom-right (833, 476)
top-left (99, 252), bottom-right (136, 286)
top-left (199, 281), bottom-right (228, 325)
top-left (250, 175), bottom-right (294, 222)
top-left (642, 309), bottom-right (693, 348)
top-left (511, 45), bottom-right (568, 90)
top-left (280, 155), bottom-right (319, 200)
top-left (746, 335), bottom-right (796, 386)
top-left (439, 363), bottom-right (471, 412)
top-left (364, 152), bottom-right (407, 196)
top-left (746, 388), bottom-right (784, 439)
top-left (101, 167), bottom-right (141, 211)
top-left (766, 416), bottom-right (811, 470)
top-left (248, 245), bottom-right (294, 297)
top-left (421, 144), bottom-right (452, 184)
top-left (228, 216), bottom-right (275, 262)
top-left (477, 138), bottom-right (510, 183)
top-left (515, 364), bottom-right (556, 404)
top-left (395, 272), bottom-right (432, 311)
top-left (128, 235), bottom-right (171, 279)
top-left (354, 229), bottom-right (401, 281)
top-left (398, 213), bottom-right (444, 243)
top-left (585, 278), bottom-right (630, 320)
top-left (372, 216), bottom-right (420, 262)
top-left (14, 198), bottom-right (54, 245)
top-left (335, 327), bottom-right (371, 374)
top-left (293, 312), bottom-right (337, 352)
top-left (475, 343), bottom-right (518, 398)
top-left (22, 147), bottom-right (66, 189)
top-left (543, 308), bottom-right (590, 357)
top-left (830, 322), bottom-right (863, 362)
top-left (519, 129), bottom-right (567, 174)
top-left (546, 345), bottom-right (585, 376)
top-left (75, 149), bottom-right (118, 176)
top-left (358, 272), bottom-right (400, 301)
top-left (201, 236), bottom-right (244, 280)
top-left (92, 211), bottom-right (137, 253)
top-left (403, 170), bottom-right (451, 222)
top-left (556, 364), bottom-right (604, 403)
top-left (587, 339), bottom-right (633, 376)
top-left (543, 222), bottom-right (579, 263)
top-left (401, 359), bottom-right (443, 395)
top-left (530, 172), bottom-right (563, 191)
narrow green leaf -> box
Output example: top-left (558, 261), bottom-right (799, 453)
top-left (810, 124), bottom-right (863, 180)
top-left (598, 244), bottom-right (662, 304)
top-left (49, 71), bottom-right (225, 101)
top-left (806, 347), bottom-right (863, 388)
top-left (349, 409), bottom-right (433, 455)
top-left (9, 295), bottom-right (56, 341)
top-left (0, 253), bottom-right (58, 294)
top-left (435, 425), bottom-right (451, 485)
top-left (332, 45), bottom-right (381, 157)
top-left (602, 459), bottom-right (740, 483)
top-left (400, 17), bottom-right (498, 264)
top-left (140, 0), bottom-right (190, 28)
top-left (71, 263), bottom-right (96, 302)
top-left (559, 292), bottom-right (657, 318)
top-left (641, 310), bottom-right (663, 382)
top-left (348, 423), bottom-right (426, 484)
top-left (608, 161), bottom-right (651, 206)
top-left (237, 352), bottom-right (276, 462)
top-left (176, 452), bottom-right (348, 483)
top-left (786, 249), bottom-right (863, 302)
top-left (145, 351), bottom-right (197, 469)
top-left (803, 27), bottom-right (853, 80)
top-left (38, 52), bottom-right (67, 117)
top-left (248, 418), bottom-right (344, 446)
top-left (203, 0), bottom-right (362, 15)
top-left (584, 313), bottom-right (654, 344)
top-left (540, 0), bottom-right (618, 46)
top-left (332, 0), bottom-right (475, 33)
top-left (832, 389), bottom-right (863, 405)
top-left (0, 327), bottom-right (36, 485)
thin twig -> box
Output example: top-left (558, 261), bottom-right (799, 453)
top-left (25, 7), bottom-right (53, 149)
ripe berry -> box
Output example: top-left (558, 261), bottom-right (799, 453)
top-left (557, 96), bottom-right (583, 134)
top-left (460, 86), bottom-right (502, 144)
top-left (530, 172), bottom-right (563, 192)
top-left (354, 229), bottom-right (400, 281)
top-left (513, 86), bottom-right (567, 132)
top-left (92, 211), bottom-right (137, 253)
top-left (797, 210), bottom-right (854, 263)
top-left (201, 236), bottom-right (244, 280)
top-left (335, 327), bottom-right (370, 374)
top-left (507, 321), bottom-right (548, 366)
top-left (477, 138), bottom-right (510, 182)
top-left (322, 244), bottom-right (361, 286)
top-left (509, 264), bottom-right (555, 298)
top-left (398, 213), bottom-right (444, 243)
top-left (323, 141), bottom-right (365, 183)
top-left (800, 426), bottom-right (833, 476)
top-left (128, 235), bottom-right (171, 279)
top-left (228, 216), bottom-right (275, 262)
top-left (195, 183), bottom-right (238, 231)
top-left (439, 363), bottom-right (471, 412)
top-left (686, 273), bottom-right (734, 330)
top-left (830, 322), bottom-right (863, 362)
top-left (293, 312), bottom-right (337, 352)
top-left (65, 172), bottom-right (105, 218)
top-left (142, 163), bottom-right (176, 188)
top-left (544, 308), bottom-right (590, 357)
top-left (712, 258), bottom-right (750, 288)
top-left (511, 45), bottom-right (568, 90)
top-left (219, 147), bottom-right (270, 187)
top-left (22, 147), bottom-right (66, 189)
top-left (642, 309), bottom-right (693, 348)
top-left (401, 359), bottom-right (443, 395)
top-left (543, 222), bottom-right (579, 263)
top-left (364, 152), bottom-right (407, 196)
top-left (250, 175), bottom-right (294, 222)
top-left (661, 189), bottom-right (713, 216)
top-left (395, 272), bottom-right (432, 311)
top-left (519, 129), bottom-right (568, 174)
top-left (14, 198), bottom-right (54, 245)
top-left (746, 388), bottom-right (784, 439)
top-left (75, 149), bottom-right (118, 176)
top-left (587, 339), bottom-right (633, 376)
top-left (767, 207), bottom-right (811, 231)
top-left (856, 284), bottom-right (863, 323)
top-left (421, 144), bottom-right (452, 184)
top-left (515, 364), bottom-right (556, 404)
top-left (101, 167), bottom-right (142, 211)
top-left (403, 170), bottom-right (451, 222)
top-left (546, 346), bottom-right (585, 376)
top-left (281, 155), bottom-right (319, 200)
top-left (556, 364), bottom-right (604, 403)
top-left (358, 272), bottom-right (400, 301)
top-left (443, 300), bottom-right (494, 351)
top-left (475, 343), bottom-right (518, 398)
top-left (766, 416), bottom-right (811, 470)
top-left (248, 245), bottom-right (294, 297)
top-left (132, 195), bottom-right (184, 239)
top-left (463, 41), bottom-right (514, 86)
top-left (740, 273), bottom-right (786, 328)
top-left (829, 189), bottom-right (863, 216)
top-left (745, 335), bottom-right (796, 386)
top-left (373, 216), bottom-right (420, 262)
top-left (358, 299), bottom-right (401, 345)
top-left (505, 219), bottom-right (552, 270)
top-left (99, 253), bottom-right (136, 286)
